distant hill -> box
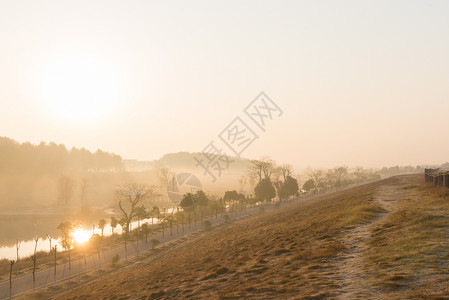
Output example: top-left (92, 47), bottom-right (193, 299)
top-left (124, 152), bottom-right (252, 173)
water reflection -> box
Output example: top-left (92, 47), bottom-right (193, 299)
top-left (0, 215), bottom-right (160, 260)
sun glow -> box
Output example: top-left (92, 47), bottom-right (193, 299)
top-left (39, 56), bottom-right (120, 125)
top-left (71, 228), bottom-right (92, 244)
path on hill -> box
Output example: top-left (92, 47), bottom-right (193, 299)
top-left (335, 181), bottom-right (405, 299)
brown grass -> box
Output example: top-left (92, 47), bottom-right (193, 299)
top-left (24, 174), bottom-right (449, 299)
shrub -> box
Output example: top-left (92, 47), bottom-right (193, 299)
top-left (111, 254), bottom-right (120, 265)
top-left (150, 238), bottom-right (160, 249)
top-left (203, 220), bottom-right (212, 231)
top-left (223, 214), bottom-right (230, 222)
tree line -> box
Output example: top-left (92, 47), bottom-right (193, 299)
top-left (0, 137), bottom-right (123, 176)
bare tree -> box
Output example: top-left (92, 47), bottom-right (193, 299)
top-left (116, 184), bottom-right (155, 232)
top-left (307, 168), bottom-right (326, 190)
top-left (155, 165), bottom-right (174, 193)
top-left (57, 221), bottom-right (73, 282)
top-left (248, 157), bottom-right (277, 183)
top-left (279, 163), bottom-right (292, 181)
top-left (53, 246), bottom-right (57, 288)
top-left (15, 240), bottom-right (20, 275)
top-left (92, 234), bottom-right (102, 268)
top-left (47, 234), bottom-right (53, 264)
top-left (31, 238), bottom-right (38, 295)
top-left (9, 260), bottom-right (14, 300)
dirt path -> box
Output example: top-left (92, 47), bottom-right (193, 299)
top-left (335, 183), bottom-right (404, 299)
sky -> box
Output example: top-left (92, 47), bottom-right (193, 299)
top-left (0, 0), bottom-right (448, 170)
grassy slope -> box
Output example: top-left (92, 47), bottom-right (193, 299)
top-left (48, 175), bottom-right (449, 299)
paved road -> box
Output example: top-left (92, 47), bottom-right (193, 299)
top-left (0, 188), bottom-right (346, 299)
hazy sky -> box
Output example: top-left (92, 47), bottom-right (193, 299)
top-left (1, 0), bottom-right (448, 170)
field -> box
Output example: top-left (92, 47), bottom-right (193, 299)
top-left (32, 174), bottom-right (449, 299)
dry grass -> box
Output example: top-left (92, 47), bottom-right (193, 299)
top-left (31, 174), bottom-right (449, 299)
top-left (364, 180), bottom-right (449, 299)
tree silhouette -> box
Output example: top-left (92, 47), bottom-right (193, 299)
top-left (9, 260), bottom-right (14, 300)
top-left (98, 219), bottom-right (107, 237)
top-left (31, 238), bottom-right (38, 295)
top-left (141, 223), bottom-right (151, 252)
top-left (303, 179), bottom-right (316, 192)
top-left (57, 221), bottom-right (73, 282)
top-left (58, 175), bottom-right (74, 205)
top-left (116, 184), bottom-right (155, 233)
top-left (254, 178), bottom-right (276, 202)
top-left (277, 175), bottom-right (299, 201)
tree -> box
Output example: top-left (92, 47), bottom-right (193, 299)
top-left (52, 246), bottom-right (57, 287)
top-left (254, 177), bottom-right (276, 202)
top-left (150, 238), bottom-right (160, 249)
top-left (303, 179), bottom-right (315, 192)
top-left (79, 177), bottom-right (88, 204)
top-left (238, 175), bottom-right (247, 193)
top-left (332, 166), bottom-right (348, 189)
top-left (119, 219), bottom-right (129, 261)
top-left (223, 190), bottom-right (245, 211)
top-left (196, 190), bottom-right (209, 207)
top-left (248, 157), bottom-right (276, 182)
top-left (98, 219), bottom-right (107, 237)
top-left (110, 216), bottom-right (118, 236)
top-left (15, 240), bottom-right (20, 275)
top-left (135, 205), bottom-right (147, 231)
top-left (223, 190), bottom-right (240, 203)
top-left (57, 221), bottom-right (73, 282)
top-left (179, 193), bottom-right (196, 208)
top-left (277, 175), bottom-right (299, 201)
top-left (92, 234), bottom-right (102, 268)
top-left (141, 223), bottom-right (151, 251)
top-left (9, 260), bottom-right (14, 300)
top-left (149, 207), bottom-right (159, 233)
top-left (155, 165), bottom-right (174, 193)
top-left (46, 234), bottom-right (53, 264)
top-left (307, 169), bottom-right (325, 191)
top-left (31, 238), bottom-right (38, 295)
top-left (279, 164), bottom-right (292, 181)
top-left (116, 184), bottom-right (155, 233)
top-left (58, 175), bottom-right (74, 205)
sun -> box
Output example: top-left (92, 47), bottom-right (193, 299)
top-left (71, 228), bottom-right (92, 244)
top-left (40, 56), bottom-right (120, 125)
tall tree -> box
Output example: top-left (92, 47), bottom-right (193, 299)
top-left (277, 175), bottom-right (299, 201)
top-left (155, 165), bottom-right (174, 194)
top-left (15, 240), bottom-right (20, 275)
top-left (116, 184), bottom-right (155, 232)
top-left (98, 219), bottom-right (107, 237)
top-left (254, 177), bottom-right (276, 202)
top-left (303, 179), bottom-right (316, 192)
top-left (249, 157), bottom-right (276, 182)
top-left (58, 175), bottom-right (74, 205)
top-left (57, 221), bottom-right (73, 282)
top-left (31, 238), bottom-right (38, 295)
top-left (9, 260), bottom-right (14, 300)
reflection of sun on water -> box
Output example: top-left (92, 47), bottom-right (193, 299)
top-left (71, 228), bottom-right (92, 244)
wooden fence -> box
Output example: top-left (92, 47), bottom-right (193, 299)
top-left (425, 168), bottom-right (449, 187)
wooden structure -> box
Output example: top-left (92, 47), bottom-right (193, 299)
top-left (425, 168), bottom-right (449, 187)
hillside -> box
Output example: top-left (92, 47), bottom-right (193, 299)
top-left (47, 174), bottom-right (449, 299)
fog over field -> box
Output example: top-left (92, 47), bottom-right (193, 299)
top-left (0, 1), bottom-right (448, 299)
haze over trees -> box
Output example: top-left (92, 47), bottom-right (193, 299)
top-left (0, 137), bottom-right (123, 211)
top-left (0, 137), bottom-right (123, 175)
